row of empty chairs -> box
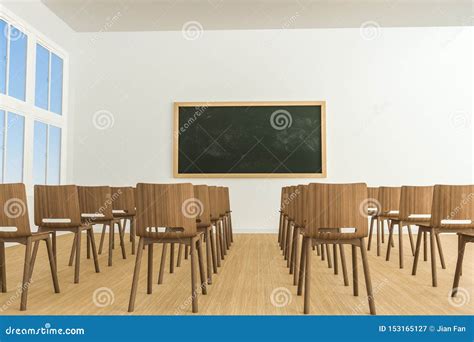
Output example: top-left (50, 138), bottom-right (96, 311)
top-left (0, 183), bottom-right (233, 312)
top-left (278, 183), bottom-right (474, 315)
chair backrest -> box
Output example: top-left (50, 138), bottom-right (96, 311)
top-left (224, 187), bottom-right (230, 213)
top-left (286, 186), bottom-right (297, 221)
top-left (399, 186), bottom-right (434, 220)
top-left (217, 186), bottom-right (225, 217)
top-left (430, 185), bottom-right (474, 228)
top-left (208, 186), bottom-right (220, 221)
top-left (306, 183), bottom-right (368, 238)
top-left (34, 185), bottom-right (82, 227)
top-left (77, 186), bottom-right (114, 220)
top-left (280, 187), bottom-right (287, 214)
top-left (135, 183), bottom-right (197, 237)
top-left (377, 186), bottom-right (401, 214)
top-left (193, 185), bottom-right (211, 227)
top-left (294, 184), bottom-right (306, 227)
top-left (0, 183), bottom-right (31, 238)
top-left (111, 186), bottom-right (136, 215)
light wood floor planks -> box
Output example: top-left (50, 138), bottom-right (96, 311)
top-left (0, 233), bottom-right (472, 315)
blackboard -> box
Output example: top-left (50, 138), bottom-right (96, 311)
top-left (174, 102), bottom-right (326, 178)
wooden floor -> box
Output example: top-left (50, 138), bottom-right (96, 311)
top-left (0, 233), bottom-right (472, 315)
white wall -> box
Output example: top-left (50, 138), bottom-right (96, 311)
top-left (70, 26), bottom-right (473, 232)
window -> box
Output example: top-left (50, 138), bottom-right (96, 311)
top-left (0, 8), bottom-right (68, 187)
top-left (0, 18), bottom-right (27, 101)
top-left (33, 121), bottom-right (61, 184)
top-left (35, 43), bottom-right (63, 115)
top-left (0, 110), bottom-right (25, 183)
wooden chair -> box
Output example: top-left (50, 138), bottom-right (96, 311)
top-left (373, 186), bottom-right (400, 256)
top-left (385, 186), bottom-right (440, 269)
top-left (223, 187), bottom-right (233, 247)
top-left (366, 186), bottom-right (379, 251)
top-left (70, 186), bottom-right (126, 267)
top-left (299, 183), bottom-right (376, 315)
top-left (283, 185), bottom-right (297, 263)
top-left (412, 185), bottom-right (474, 287)
top-left (34, 185), bottom-right (100, 283)
top-left (278, 186), bottom-right (287, 247)
top-left (0, 183), bottom-right (60, 311)
top-left (128, 183), bottom-right (207, 313)
top-left (451, 232), bottom-right (473, 297)
top-left (208, 186), bottom-right (226, 266)
top-left (111, 186), bottom-right (136, 255)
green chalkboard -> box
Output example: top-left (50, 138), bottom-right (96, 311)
top-left (174, 102), bottom-right (326, 178)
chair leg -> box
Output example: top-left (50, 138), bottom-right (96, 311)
top-left (293, 230), bottom-right (300, 285)
top-left (0, 242), bottom-right (6, 292)
top-left (423, 231), bottom-right (428, 261)
top-left (185, 245), bottom-right (190, 260)
top-left (118, 221), bottom-right (127, 260)
top-left (360, 239), bottom-right (376, 315)
top-left (284, 222), bottom-right (292, 261)
top-left (435, 233), bottom-right (446, 269)
top-left (131, 218), bottom-right (136, 255)
top-left (205, 229), bottom-right (212, 284)
top-left (52, 232), bottom-right (57, 266)
top-left (321, 241), bottom-right (325, 260)
top-left (20, 237), bottom-right (33, 311)
top-left (197, 238), bottom-right (207, 295)
top-left (376, 218), bottom-right (381, 256)
top-left (278, 213), bottom-right (283, 245)
top-left (385, 220), bottom-right (394, 261)
top-left (147, 243), bottom-right (153, 294)
top-left (411, 230), bottom-right (423, 275)
top-left (45, 237), bottom-right (60, 293)
top-left (407, 225), bottom-right (415, 255)
top-left (98, 224), bottom-right (106, 255)
top-left (128, 237), bottom-right (145, 312)
top-left (219, 220), bottom-right (226, 257)
top-left (297, 236), bottom-right (307, 296)
top-left (158, 243), bottom-right (168, 284)
top-left (216, 225), bottom-right (222, 266)
top-left (381, 220), bottom-right (385, 243)
top-left (108, 223), bottom-right (113, 267)
top-left (326, 244), bottom-right (332, 268)
top-left (367, 216), bottom-right (375, 250)
top-left (177, 244), bottom-right (183, 267)
top-left (169, 243), bottom-right (175, 274)
top-left (86, 231), bottom-right (91, 259)
top-left (74, 230), bottom-right (82, 283)
top-left (398, 222), bottom-right (404, 269)
top-left (210, 228), bottom-right (218, 273)
top-left (303, 237), bottom-right (311, 314)
top-left (68, 233), bottom-right (77, 266)
top-left (352, 245), bottom-right (358, 296)
top-left (87, 229), bottom-right (100, 273)
top-left (451, 235), bottom-right (466, 296)
top-left (339, 244), bottom-right (349, 286)
top-left (289, 226), bottom-right (298, 274)
top-left (316, 244), bottom-right (320, 256)
top-left (333, 244), bottom-right (338, 275)
top-left (190, 238), bottom-right (198, 313)
top-left (28, 240), bottom-right (40, 281)
top-left (430, 230), bottom-right (437, 287)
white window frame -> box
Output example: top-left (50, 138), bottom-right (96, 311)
top-left (0, 5), bottom-right (68, 192)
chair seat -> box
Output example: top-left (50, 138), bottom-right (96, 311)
top-left (80, 217), bottom-right (117, 224)
top-left (378, 213), bottom-right (399, 220)
top-left (113, 212), bottom-right (135, 218)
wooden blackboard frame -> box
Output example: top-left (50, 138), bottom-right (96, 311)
top-left (173, 101), bottom-right (327, 178)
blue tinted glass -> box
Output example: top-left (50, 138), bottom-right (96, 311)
top-left (0, 110), bottom-right (4, 182)
top-left (8, 26), bottom-right (27, 101)
top-left (0, 20), bottom-right (7, 94)
top-left (35, 44), bottom-right (49, 110)
top-left (33, 121), bottom-right (47, 184)
top-left (50, 53), bottom-right (63, 115)
top-left (5, 112), bottom-right (24, 183)
top-left (47, 125), bottom-right (61, 184)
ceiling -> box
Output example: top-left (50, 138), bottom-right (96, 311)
top-left (41, 0), bottom-right (473, 32)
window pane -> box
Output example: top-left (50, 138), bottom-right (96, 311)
top-left (0, 20), bottom-right (7, 94)
top-left (50, 53), bottom-right (63, 115)
top-left (5, 112), bottom-right (24, 182)
top-left (0, 110), bottom-right (4, 182)
top-left (35, 44), bottom-right (49, 110)
top-left (33, 121), bottom-right (47, 184)
top-left (8, 26), bottom-right (27, 101)
top-left (47, 125), bottom-right (61, 184)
